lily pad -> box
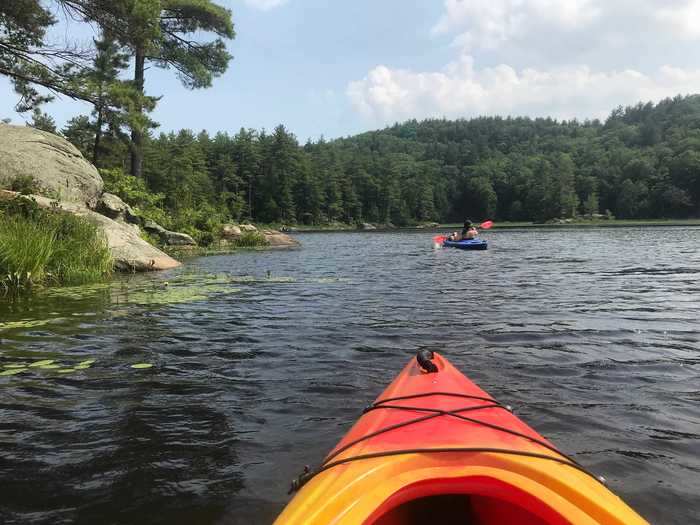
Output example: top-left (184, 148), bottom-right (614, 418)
top-left (3, 363), bottom-right (27, 369)
top-left (58, 368), bottom-right (76, 374)
top-left (0, 368), bottom-right (27, 376)
top-left (78, 359), bottom-right (96, 367)
top-left (29, 359), bottom-right (55, 368)
top-left (131, 363), bottom-right (154, 369)
top-left (39, 364), bottom-right (61, 369)
top-left (74, 364), bottom-right (92, 370)
top-left (0, 319), bottom-right (55, 331)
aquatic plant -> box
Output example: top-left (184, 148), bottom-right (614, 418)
top-left (0, 196), bottom-right (112, 292)
top-left (46, 210), bottom-right (112, 285)
top-left (0, 218), bottom-right (56, 289)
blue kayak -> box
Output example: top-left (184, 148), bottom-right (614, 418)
top-left (442, 238), bottom-right (488, 250)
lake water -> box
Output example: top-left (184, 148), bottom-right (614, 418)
top-left (1, 228), bottom-right (699, 525)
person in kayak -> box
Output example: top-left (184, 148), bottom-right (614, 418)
top-left (461, 220), bottom-right (478, 240)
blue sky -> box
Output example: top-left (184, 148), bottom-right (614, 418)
top-left (3, 0), bottom-right (700, 141)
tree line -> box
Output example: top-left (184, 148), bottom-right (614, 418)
top-left (3, 3), bottom-right (700, 238)
top-left (52, 95), bottom-right (700, 234)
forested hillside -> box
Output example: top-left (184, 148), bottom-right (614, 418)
top-left (48, 94), bottom-right (700, 235)
top-left (3, 3), bottom-right (700, 239)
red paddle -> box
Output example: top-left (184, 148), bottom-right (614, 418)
top-left (433, 235), bottom-right (446, 244)
top-left (480, 220), bottom-right (494, 229)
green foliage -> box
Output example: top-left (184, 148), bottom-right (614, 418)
top-left (0, 197), bottom-right (112, 291)
top-left (231, 230), bottom-right (268, 248)
top-left (47, 210), bottom-right (113, 285)
top-left (27, 108), bottom-right (57, 133)
top-left (169, 204), bottom-right (227, 246)
top-left (100, 167), bottom-right (168, 225)
top-left (62, 115), bottom-right (95, 159)
top-left (61, 94), bottom-right (700, 227)
top-left (582, 192), bottom-right (600, 216)
top-left (0, 217), bottom-right (55, 289)
top-left (8, 175), bottom-right (39, 195)
top-left (0, 1), bottom-right (57, 110)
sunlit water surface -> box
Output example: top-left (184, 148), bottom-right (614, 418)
top-left (1, 228), bottom-right (699, 525)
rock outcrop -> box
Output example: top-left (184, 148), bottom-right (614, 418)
top-left (221, 224), bottom-right (242, 239)
top-left (219, 223), bottom-right (299, 247)
top-left (96, 192), bottom-right (139, 224)
top-left (143, 220), bottom-right (197, 246)
top-left (0, 125), bottom-right (185, 271)
top-left (0, 190), bottom-right (180, 271)
top-left (261, 229), bottom-right (300, 247)
top-left (0, 123), bottom-right (103, 207)
top-left (0, 125), bottom-right (300, 270)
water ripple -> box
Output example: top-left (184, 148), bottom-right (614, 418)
top-left (0, 227), bottom-right (699, 524)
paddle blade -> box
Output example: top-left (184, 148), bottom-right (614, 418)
top-left (433, 235), bottom-right (446, 243)
top-left (479, 220), bottom-right (494, 229)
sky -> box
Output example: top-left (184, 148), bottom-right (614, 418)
top-left (3, 0), bottom-right (700, 141)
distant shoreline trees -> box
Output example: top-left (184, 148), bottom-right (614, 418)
top-left (57, 96), bottom-right (700, 240)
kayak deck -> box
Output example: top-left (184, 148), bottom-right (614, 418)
top-left (275, 353), bottom-right (648, 525)
top-left (442, 238), bottom-right (488, 250)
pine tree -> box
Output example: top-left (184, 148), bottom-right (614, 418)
top-left (88, 37), bottom-right (131, 165)
top-left (231, 128), bottom-right (261, 220)
top-left (62, 115), bottom-right (94, 158)
top-left (0, 2), bottom-right (90, 110)
top-left (27, 108), bottom-right (56, 133)
top-left (72, 0), bottom-right (235, 177)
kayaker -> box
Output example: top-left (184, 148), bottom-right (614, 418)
top-left (461, 220), bottom-right (478, 240)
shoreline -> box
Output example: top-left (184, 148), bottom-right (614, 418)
top-left (275, 218), bottom-right (700, 234)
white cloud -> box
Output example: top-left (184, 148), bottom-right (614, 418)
top-left (347, 0), bottom-right (700, 125)
top-left (242, 0), bottom-right (288, 10)
top-left (347, 55), bottom-right (700, 124)
top-left (656, 0), bottom-right (700, 39)
top-left (432, 0), bottom-right (601, 51)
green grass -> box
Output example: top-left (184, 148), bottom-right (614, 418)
top-left (0, 218), bottom-right (56, 289)
top-left (230, 230), bottom-right (269, 248)
top-left (0, 197), bottom-right (112, 292)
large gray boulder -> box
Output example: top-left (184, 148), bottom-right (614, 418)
top-left (0, 123), bottom-right (103, 207)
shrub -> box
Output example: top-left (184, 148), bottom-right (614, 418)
top-left (9, 175), bottom-right (39, 195)
top-left (100, 168), bottom-right (169, 226)
top-left (232, 230), bottom-right (268, 248)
